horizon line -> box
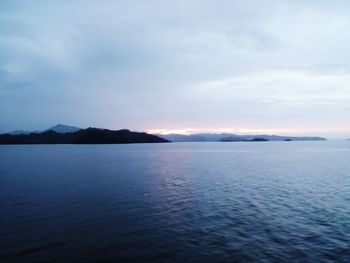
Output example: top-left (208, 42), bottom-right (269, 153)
top-left (2, 124), bottom-right (350, 139)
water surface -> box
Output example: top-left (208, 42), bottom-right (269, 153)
top-left (1, 142), bottom-right (350, 262)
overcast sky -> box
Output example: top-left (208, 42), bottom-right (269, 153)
top-left (1, 0), bottom-right (350, 137)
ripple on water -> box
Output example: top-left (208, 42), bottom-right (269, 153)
top-left (1, 142), bottom-right (350, 262)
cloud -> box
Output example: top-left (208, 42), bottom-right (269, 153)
top-left (0, 0), bottom-right (350, 136)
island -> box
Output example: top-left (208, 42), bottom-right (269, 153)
top-left (221, 137), bottom-right (269, 142)
top-left (159, 133), bottom-right (326, 142)
top-left (0, 127), bottom-right (170, 144)
top-left (249, 138), bottom-right (269, 142)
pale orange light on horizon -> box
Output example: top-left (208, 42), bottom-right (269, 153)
top-left (146, 127), bottom-right (350, 136)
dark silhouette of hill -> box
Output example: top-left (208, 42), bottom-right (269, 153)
top-left (0, 128), bottom-right (170, 144)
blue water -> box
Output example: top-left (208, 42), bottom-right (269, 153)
top-left (1, 142), bottom-right (350, 262)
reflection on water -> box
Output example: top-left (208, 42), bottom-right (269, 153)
top-left (1, 141), bottom-right (350, 262)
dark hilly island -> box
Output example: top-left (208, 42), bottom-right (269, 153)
top-left (0, 127), bottom-right (170, 144)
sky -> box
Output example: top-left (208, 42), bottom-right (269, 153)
top-left (1, 0), bottom-right (350, 138)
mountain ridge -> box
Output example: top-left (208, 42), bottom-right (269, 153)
top-left (0, 127), bottom-right (170, 144)
top-left (8, 124), bottom-right (81, 135)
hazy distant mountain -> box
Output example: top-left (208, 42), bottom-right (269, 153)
top-left (0, 128), bottom-right (170, 144)
top-left (158, 133), bottom-right (326, 142)
top-left (157, 134), bottom-right (215, 142)
top-left (7, 124), bottom-right (80, 135)
top-left (9, 130), bottom-right (34, 135)
top-left (46, 124), bottom-right (81, 133)
top-left (157, 133), bottom-right (233, 142)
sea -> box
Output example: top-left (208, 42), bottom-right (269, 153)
top-left (1, 141), bottom-right (350, 262)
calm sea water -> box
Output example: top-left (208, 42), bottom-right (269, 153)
top-left (1, 142), bottom-right (350, 262)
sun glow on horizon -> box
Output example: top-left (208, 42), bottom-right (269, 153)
top-left (146, 127), bottom-right (350, 136)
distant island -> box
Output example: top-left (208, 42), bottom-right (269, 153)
top-left (221, 137), bottom-right (269, 142)
top-left (158, 133), bottom-right (326, 142)
top-left (0, 125), bottom-right (170, 144)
